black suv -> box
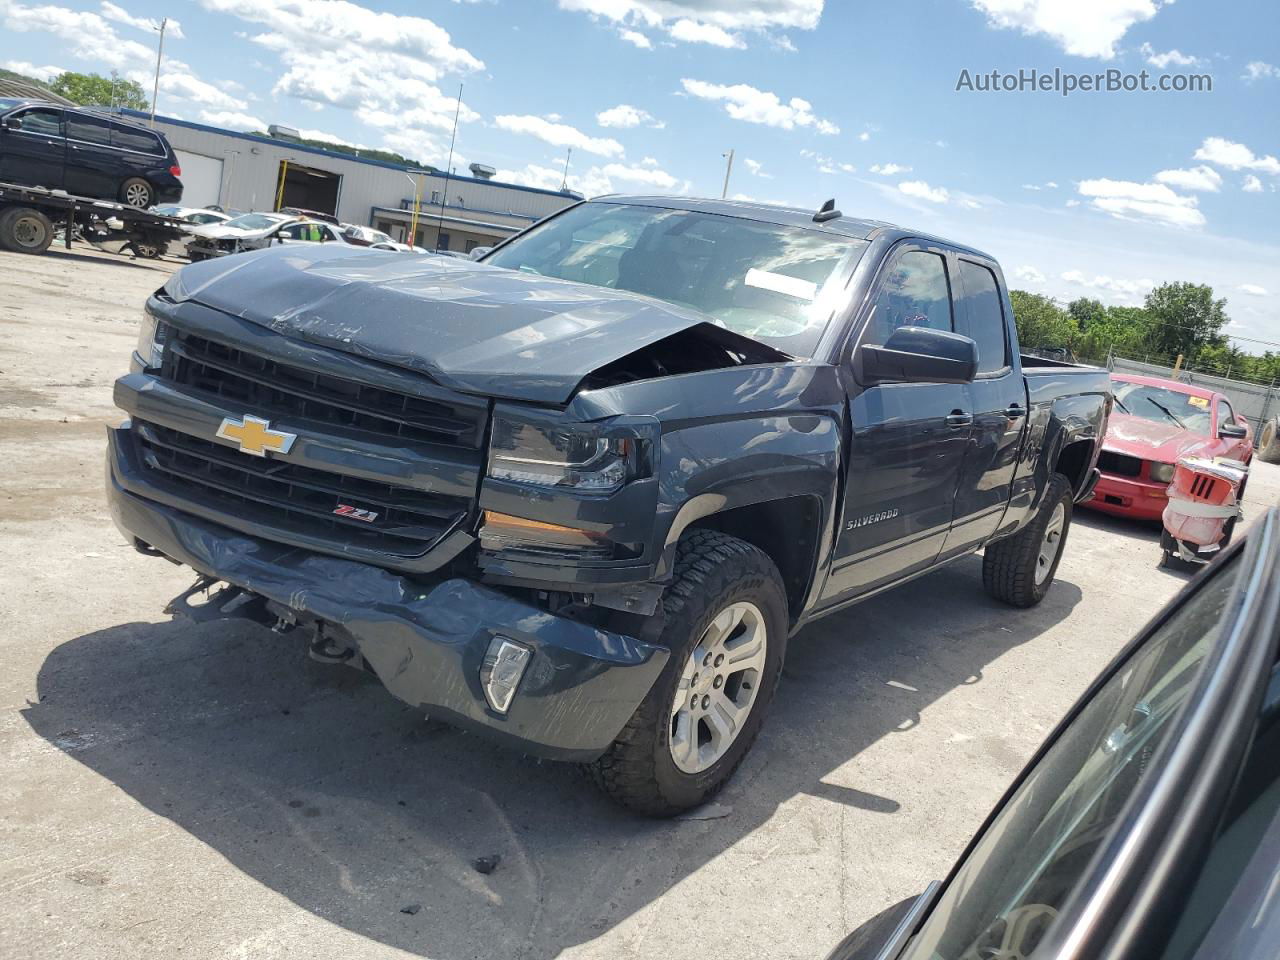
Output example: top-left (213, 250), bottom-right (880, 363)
top-left (0, 99), bottom-right (183, 208)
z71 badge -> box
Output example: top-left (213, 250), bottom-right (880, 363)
top-left (334, 503), bottom-right (379, 523)
top-left (847, 508), bottom-right (899, 531)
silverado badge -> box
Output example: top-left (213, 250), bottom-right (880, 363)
top-left (215, 415), bottom-right (297, 457)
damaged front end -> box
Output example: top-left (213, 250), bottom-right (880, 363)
top-left (111, 472), bottom-right (668, 761)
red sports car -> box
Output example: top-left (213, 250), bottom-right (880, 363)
top-left (1084, 373), bottom-right (1253, 520)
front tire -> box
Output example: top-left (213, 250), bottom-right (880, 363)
top-left (589, 530), bottom-right (788, 816)
top-left (0, 206), bottom-right (54, 254)
top-left (983, 472), bottom-right (1074, 607)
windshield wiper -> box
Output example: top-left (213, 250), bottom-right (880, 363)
top-left (1114, 396), bottom-right (1131, 414)
top-left (1145, 397), bottom-right (1186, 429)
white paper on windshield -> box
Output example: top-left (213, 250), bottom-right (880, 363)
top-left (745, 268), bottom-right (818, 301)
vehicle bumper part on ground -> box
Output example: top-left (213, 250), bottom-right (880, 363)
top-left (105, 424), bottom-right (669, 761)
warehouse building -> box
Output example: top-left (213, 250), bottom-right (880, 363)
top-left (117, 110), bottom-right (581, 253)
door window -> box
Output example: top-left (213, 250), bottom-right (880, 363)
top-left (110, 124), bottom-right (164, 155)
top-left (900, 551), bottom-right (1243, 960)
top-left (957, 260), bottom-right (1009, 374)
top-left (66, 113), bottom-right (112, 145)
top-left (864, 250), bottom-right (952, 345)
top-left (13, 108), bottom-right (62, 137)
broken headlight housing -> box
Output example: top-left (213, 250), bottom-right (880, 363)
top-left (488, 414), bottom-right (645, 494)
top-left (135, 311), bottom-right (169, 369)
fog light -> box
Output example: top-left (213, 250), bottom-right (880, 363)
top-left (480, 636), bottom-right (532, 714)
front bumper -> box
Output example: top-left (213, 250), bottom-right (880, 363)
top-left (107, 425), bottom-right (669, 761)
top-left (1083, 471), bottom-right (1169, 520)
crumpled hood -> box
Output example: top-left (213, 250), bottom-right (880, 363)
top-left (164, 243), bottom-right (784, 404)
top-left (1102, 411), bottom-right (1210, 462)
top-left (186, 222), bottom-right (280, 240)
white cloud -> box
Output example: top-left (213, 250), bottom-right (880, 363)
top-left (556, 0), bottom-right (822, 49)
top-left (668, 17), bottom-right (743, 47)
top-left (1014, 265), bottom-right (1046, 284)
top-left (1060, 270), bottom-right (1155, 299)
top-left (680, 78), bottom-right (838, 134)
top-left (1153, 165), bottom-right (1222, 192)
top-left (198, 109), bottom-right (265, 130)
top-left (296, 128), bottom-right (365, 148)
top-left (496, 162), bottom-right (611, 198)
top-left (596, 103), bottom-right (663, 128)
top-left (1239, 283), bottom-right (1268, 296)
top-left (196, 0), bottom-right (482, 156)
top-left (1077, 178), bottom-right (1205, 228)
top-left (1243, 175), bottom-right (1264, 193)
top-left (801, 149), bottom-right (854, 175)
top-left (494, 114), bottom-right (624, 157)
top-left (99, 1), bottom-right (183, 38)
top-left (1193, 137), bottom-right (1280, 175)
top-left (870, 162), bottom-right (910, 175)
top-left (1046, 181), bottom-right (1059, 188)
top-left (618, 28), bottom-right (652, 48)
top-left (858, 131), bottom-right (870, 142)
top-left (1139, 42), bottom-right (1201, 68)
top-left (2, 58), bottom-right (64, 81)
top-left (1, 0), bottom-right (156, 68)
top-left (156, 70), bottom-right (245, 110)
top-left (600, 161), bottom-right (678, 189)
top-left (743, 157), bottom-right (772, 178)
top-left (1242, 61), bottom-right (1280, 83)
top-left (380, 128), bottom-right (449, 166)
top-left (969, 0), bottom-right (1168, 59)
top-left (899, 180), bottom-right (949, 204)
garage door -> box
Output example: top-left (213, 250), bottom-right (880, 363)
top-left (175, 150), bottom-right (224, 208)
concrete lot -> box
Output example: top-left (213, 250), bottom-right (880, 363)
top-left (2, 246), bottom-right (1277, 960)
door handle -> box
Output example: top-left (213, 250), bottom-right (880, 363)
top-left (1005, 404), bottom-right (1025, 419)
top-left (946, 411), bottom-right (973, 428)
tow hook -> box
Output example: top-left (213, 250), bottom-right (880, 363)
top-left (308, 623), bottom-right (356, 664)
top-left (165, 575), bottom-right (261, 622)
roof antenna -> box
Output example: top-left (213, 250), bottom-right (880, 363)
top-left (813, 198), bottom-right (841, 223)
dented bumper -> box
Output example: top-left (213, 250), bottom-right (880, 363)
top-left (107, 426), bottom-right (668, 760)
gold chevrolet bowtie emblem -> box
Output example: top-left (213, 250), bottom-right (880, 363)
top-left (215, 415), bottom-right (297, 457)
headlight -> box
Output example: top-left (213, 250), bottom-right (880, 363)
top-left (135, 312), bottom-right (168, 368)
top-left (488, 415), bottom-right (642, 494)
top-left (1149, 462), bottom-right (1175, 483)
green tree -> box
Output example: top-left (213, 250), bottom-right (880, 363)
top-left (1009, 290), bottom-right (1078, 351)
top-left (50, 71), bottom-right (149, 111)
top-left (1142, 282), bottom-right (1229, 359)
top-left (1067, 297), bottom-right (1106, 331)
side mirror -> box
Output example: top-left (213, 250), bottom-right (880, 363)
top-left (5, 116), bottom-right (21, 131)
top-left (1219, 422), bottom-right (1248, 440)
top-left (469, 246), bottom-right (492, 260)
top-left (854, 326), bottom-right (979, 386)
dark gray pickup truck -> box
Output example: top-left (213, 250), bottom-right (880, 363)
top-left (107, 196), bottom-right (1111, 814)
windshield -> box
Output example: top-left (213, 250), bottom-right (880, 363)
top-left (484, 201), bottom-right (867, 357)
top-left (225, 213), bottom-right (286, 231)
top-left (899, 550), bottom-right (1242, 960)
top-left (1113, 381), bottom-right (1213, 435)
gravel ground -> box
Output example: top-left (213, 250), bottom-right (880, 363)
top-left (2, 246), bottom-right (1277, 960)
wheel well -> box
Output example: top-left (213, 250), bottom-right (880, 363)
top-left (1055, 439), bottom-right (1094, 496)
top-left (687, 496), bottom-right (822, 622)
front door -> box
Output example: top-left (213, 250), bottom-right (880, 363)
top-left (819, 245), bottom-right (973, 604)
top-left (0, 106), bottom-right (65, 188)
top-left (941, 258), bottom-right (1026, 555)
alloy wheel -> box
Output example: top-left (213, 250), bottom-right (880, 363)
top-left (1035, 502), bottom-right (1067, 585)
top-left (669, 601), bottom-right (768, 774)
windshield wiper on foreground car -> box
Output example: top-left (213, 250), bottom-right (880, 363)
top-left (1146, 397), bottom-right (1186, 429)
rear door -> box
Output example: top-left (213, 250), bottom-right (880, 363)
top-left (819, 243), bottom-right (974, 603)
top-left (64, 111), bottom-right (119, 199)
top-left (942, 258), bottom-right (1027, 554)
top-left (0, 106), bottom-right (65, 188)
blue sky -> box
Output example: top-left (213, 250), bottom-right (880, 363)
top-left (2, 0), bottom-right (1277, 350)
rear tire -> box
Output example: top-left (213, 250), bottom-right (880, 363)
top-left (121, 178), bottom-right (153, 208)
top-left (983, 472), bottom-right (1074, 607)
top-left (0, 206), bottom-right (54, 254)
top-left (1257, 419), bottom-right (1280, 464)
top-left (589, 529), bottom-right (788, 816)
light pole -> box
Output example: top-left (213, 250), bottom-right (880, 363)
top-left (149, 17), bottom-right (167, 127)
top-left (721, 148), bottom-right (734, 199)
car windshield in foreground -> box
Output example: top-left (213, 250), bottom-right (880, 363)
top-left (483, 201), bottom-right (867, 357)
top-left (1114, 381), bottom-right (1214, 435)
top-left (225, 213), bottom-right (286, 230)
top-left (899, 549), bottom-right (1243, 960)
